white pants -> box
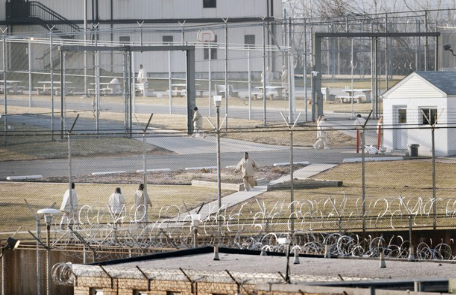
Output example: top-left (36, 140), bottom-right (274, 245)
top-left (243, 176), bottom-right (255, 191)
top-left (314, 137), bottom-right (328, 149)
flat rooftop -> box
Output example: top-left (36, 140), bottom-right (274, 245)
top-left (72, 248), bottom-right (456, 285)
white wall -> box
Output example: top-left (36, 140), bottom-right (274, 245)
top-left (383, 95), bottom-right (452, 157)
top-left (11, 0), bottom-right (281, 22)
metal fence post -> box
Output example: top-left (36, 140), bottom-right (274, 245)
top-left (2, 29), bottom-right (8, 145)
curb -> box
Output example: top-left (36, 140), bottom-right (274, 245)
top-left (6, 175), bottom-right (43, 181)
top-left (343, 157), bottom-right (403, 163)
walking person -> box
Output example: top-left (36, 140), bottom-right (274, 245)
top-left (261, 66), bottom-right (271, 87)
top-left (60, 182), bottom-right (78, 228)
top-left (134, 183), bottom-right (152, 224)
top-left (235, 152), bottom-right (258, 191)
top-left (108, 187), bottom-right (126, 223)
top-left (137, 64), bottom-right (147, 83)
top-left (192, 106), bottom-right (204, 138)
top-left (136, 64), bottom-right (147, 96)
top-left (313, 115), bottom-right (330, 150)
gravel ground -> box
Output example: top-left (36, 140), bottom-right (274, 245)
top-left (127, 253), bottom-right (456, 282)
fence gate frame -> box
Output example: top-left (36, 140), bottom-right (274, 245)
top-left (312, 32), bottom-right (440, 120)
top-left (58, 45), bottom-right (196, 137)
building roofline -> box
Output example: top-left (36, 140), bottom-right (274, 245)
top-left (95, 246), bottom-right (323, 266)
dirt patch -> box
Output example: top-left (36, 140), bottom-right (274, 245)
top-left (36, 165), bottom-right (304, 185)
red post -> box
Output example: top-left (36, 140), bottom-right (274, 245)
top-left (377, 124), bottom-right (382, 149)
top-left (356, 129), bottom-right (360, 153)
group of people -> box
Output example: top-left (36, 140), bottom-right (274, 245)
top-left (59, 183), bottom-right (152, 227)
top-left (58, 150), bottom-right (260, 229)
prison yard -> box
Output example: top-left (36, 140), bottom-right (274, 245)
top-left (2, 159), bottom-right (456, 233)
top-left (5, 0), bottom-right (456, 293)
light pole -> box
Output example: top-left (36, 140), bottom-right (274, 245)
top-left (37, 208), bottom-right (60, 295)
top-left (354, 111), bottom-right (372, 234)
top-left (278, 237), bottom-right (291, 283)
top-left (280, 111), bottom-right (302, 233)
top-left (214, 95), bottom-right (222, 260)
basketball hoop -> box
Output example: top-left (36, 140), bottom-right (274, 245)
top-left (197, 29), bottom-right (216, 42)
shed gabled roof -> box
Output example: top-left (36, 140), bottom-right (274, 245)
top-left (414, 71), bottom-right (456, 95)
top-left (382, 71), bottom-right (456, 98)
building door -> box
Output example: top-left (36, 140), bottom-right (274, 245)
top-left (394, 106), bottom-right (408, 150)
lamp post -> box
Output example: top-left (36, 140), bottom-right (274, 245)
top-left (37, 208), bottom-right (60, 295)
top-left (191, 214), bottom-right (201, 248)
top-left (214, 95), bottom-right (222, 260)
top-left (278, 237), bottom-right (291, 283)
top-left (1, 237), bottom-right (21, 295)
top-left (354, 111), bottom-right (372, 234)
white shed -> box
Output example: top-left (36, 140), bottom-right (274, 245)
top-left (382, 71), bottom-right (456, 157)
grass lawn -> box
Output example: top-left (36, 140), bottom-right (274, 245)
top-left (226, 160), bottom-right (456, 227)
top-left (0, 182), bottom-right (229, 234)
top-left (2, 160), bottom-right (456, 235)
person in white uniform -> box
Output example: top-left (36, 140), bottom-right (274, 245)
top-left (235, 152), bottom-right (258, 191)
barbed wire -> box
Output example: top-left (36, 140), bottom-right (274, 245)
top-left (43, 196), bottom-right (456, 262)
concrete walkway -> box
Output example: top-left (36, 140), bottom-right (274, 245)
top-left (147, 134), bottom-right (288, 155)
top-left (175, 163), bottom-right (337, 222)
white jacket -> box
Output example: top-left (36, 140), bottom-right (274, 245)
top-left (108, 192), bottom-right (126, 215)
top-left (235, 158), bottom-right (258, 177)
top-left (60, 189), bottom-right (78, 213)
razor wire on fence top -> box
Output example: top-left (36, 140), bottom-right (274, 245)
top-left (15, 194), bottom-right (456, 263)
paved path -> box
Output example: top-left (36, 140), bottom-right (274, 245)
top-left (147, 134), bottom-right (288, 155)
top-left (174, 163), bottom-right (336, 222)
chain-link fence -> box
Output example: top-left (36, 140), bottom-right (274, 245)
top-left (2, 7), bottom-right (456, 260)
top-left (2, 120), bottom-right (456, 234)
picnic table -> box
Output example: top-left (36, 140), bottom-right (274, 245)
top-left (167, 83), bottom-right (200, 97)
top-left (342, 88), bottom-right (372, 102)
top-left (254, 86), bottom-right (285, 100)
top-left (0, 80), bottom-right (22, 94)
top-left (36, 81), bottom-right (73, 95)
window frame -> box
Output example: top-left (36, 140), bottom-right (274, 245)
top-left (119, 36), bottom-right (130, 44)
top-left (244, 34), bottom-right (255, 48)
top-left (203, 0), bottom-right (216, 8)
top-left (420, 108), bottom-right (438, 125)
top-left (397, 108), bottom-right (407, 124)
top-left (162, 35), bottom-right (174, 45)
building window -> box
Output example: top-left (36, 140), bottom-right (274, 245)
top-left (421, 108), bottom-right (437, 125)
top-left (134, 291), bottom-right (148, 295)
top-left (119, 36), bottom-right (130, 44)
top-left (244, 35), bottom-right (255, 48)
top-left (203, 0), bottom-right (216, 8)
top-left (204, 35), bottom-right (217, 60)
top-left (166, 292), bottom-right (181, 295)
top-left (163, 36), bottom-right (174, 45)
top-left (397, 108), bottom-right (407, 124)
top-left (91, 289), bottom-right (103, 295)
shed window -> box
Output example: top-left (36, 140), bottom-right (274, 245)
top-left (421, 108), bottom-right (437, 125)
top-left (397, 109), bottom-right (407, 124)
top-left (203, 0), bottom-right (216, 8)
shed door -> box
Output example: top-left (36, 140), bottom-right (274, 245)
top-left (394, 107), bottom-right (408, 150)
